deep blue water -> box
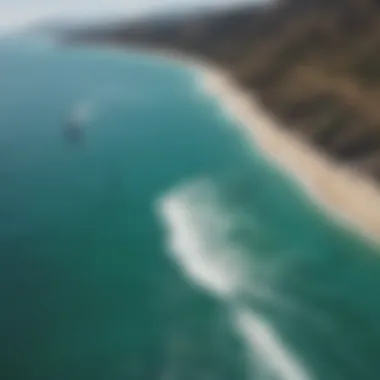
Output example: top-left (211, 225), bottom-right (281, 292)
top-left (1, 38), bottom-right (380, 380)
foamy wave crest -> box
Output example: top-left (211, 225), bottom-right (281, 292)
top-left (236, 309), bottom-right (311, 380)
top-left (157, 178), bottom-right (312, 380)
top-left (70, 101), bottom-right (93, 124)
top-left (157, 179), bottom-right (248, 298)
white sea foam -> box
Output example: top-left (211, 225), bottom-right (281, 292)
top-left (157, 178), bottom-right (312, 380)
top-left (157, 179), bottom-right (247, 298)
top-left (72, 87), bottom-right (158, 122)
top-left (236, 309), bottom-right (311, 380)
top-left (71, 101), bottom-right (93, 124)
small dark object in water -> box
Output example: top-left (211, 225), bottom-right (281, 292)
top-left (64, 123), bottom-right (84, 143)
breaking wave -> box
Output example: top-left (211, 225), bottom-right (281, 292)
top-left (157, 178), bottom-right (311, 380)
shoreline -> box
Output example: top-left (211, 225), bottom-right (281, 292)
top-left (87, 43), bottom-right (380, 247)
top-left (199, 63), bottom-right (380, 247)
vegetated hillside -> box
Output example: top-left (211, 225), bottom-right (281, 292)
top-left (68, 0), bottom-right (380, 181)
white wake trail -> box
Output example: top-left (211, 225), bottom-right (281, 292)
top-left (157, 178), bottom-right (312, 380)
top-left (157, 179), bottom-right (247, 298)
top-left (236, 309), bottom-right (311, 380)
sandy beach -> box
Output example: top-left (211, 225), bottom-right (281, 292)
top-left (197, 62), bottom-right (380, 246)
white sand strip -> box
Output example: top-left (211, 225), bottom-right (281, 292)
top-left (198, 63), bottom-right (380, 246)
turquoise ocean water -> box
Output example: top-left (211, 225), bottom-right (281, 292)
top-left (2, 37), bottom-right (380, 380)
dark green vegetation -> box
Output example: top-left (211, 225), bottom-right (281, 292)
top-left (67, 0), bottom-right (380, 181)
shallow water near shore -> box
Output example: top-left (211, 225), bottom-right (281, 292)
top-left (2, 38), bottom-right (380, 380)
